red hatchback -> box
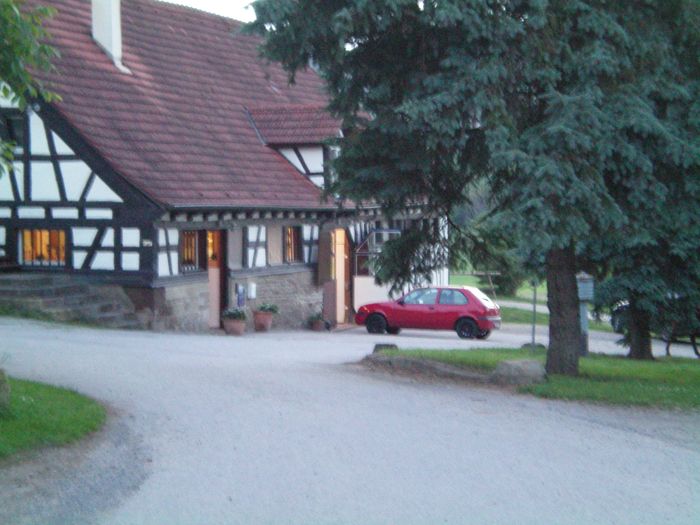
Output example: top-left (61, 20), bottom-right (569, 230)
top-left (355, 286), bottom-right (501, 339)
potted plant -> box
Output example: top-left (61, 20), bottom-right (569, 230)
top-left (253, 303), bottom-right (278, 332)
top-left (221, 307), bottom-right (246, 336)
top-left (308, 312), bottom-right (325, 332)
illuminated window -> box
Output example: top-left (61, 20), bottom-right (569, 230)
top-left (284, 226), bottom-right (303, 263)
top-left (20, 229), bottom-right (66, 267)
top-left (180, 230), bottom-right (204, 272)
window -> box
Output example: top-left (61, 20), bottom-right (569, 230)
top-left (403, 288), bottom-right (438, 305)
top-left (284, 226), bottom-right (303, 263)
top-left (20, 229), bottom-right (65, 267)
top-left (0, 112), bottom-right (25, 151)
top-left (439, 289), bottom-right (468, 305)
top-left (180, 230), bottom-right (205, 272)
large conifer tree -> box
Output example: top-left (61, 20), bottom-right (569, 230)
top-left (249, 0), bottom-right (700, 373)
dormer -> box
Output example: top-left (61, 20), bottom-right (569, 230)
top-left (246, 105), bottom-right (341, 189)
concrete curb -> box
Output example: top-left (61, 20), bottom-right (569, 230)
top-left (361, 353), bottom-right (491, 384)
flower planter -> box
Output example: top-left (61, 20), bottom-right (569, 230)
top-left (223, 318), bottom-right (246, 336)
top-left (253, 311), bottom-right (274, 332)
top-left (310, 319), bottom-right (325, 332)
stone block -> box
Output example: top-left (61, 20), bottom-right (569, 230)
top-left (490, 360), bottom-right (546, 386)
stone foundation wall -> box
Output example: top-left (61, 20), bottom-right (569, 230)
top-left (126, 278), bottom-right (210, 332)
top-left (229, 266), bottom-right (322, 329)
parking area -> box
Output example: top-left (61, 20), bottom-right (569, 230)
top-left (1, 318), bottom-right (699, 524)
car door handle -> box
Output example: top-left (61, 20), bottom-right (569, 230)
top-left (428, 306), bottom-right (435, 310)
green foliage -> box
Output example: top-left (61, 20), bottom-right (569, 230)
top-left (256, 303), bottom-right (279, 314)
top-left (0, 0), bottom-right (58, 175)
top-left (582, 0), bottom-right (700, 353)
top-left (221, 307), bottom-right (246, 320)
top-left (0, 377), bottom-right (106, 459)
top-left (249, 1), bottom-right (700, 365)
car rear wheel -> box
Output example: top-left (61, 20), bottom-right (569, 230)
top-left (476, 329), bottom-right (491, 340)
top-left (366, 314), bottom-right (387, 334)
top-left (386, 327), bottom-right (401, 335)
top-left (456, 318), bottom-right (478, 339)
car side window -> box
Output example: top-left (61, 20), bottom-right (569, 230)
top-left (439, 289), bottom-right (468, 305)
top-left (403, 289), bottom-right (439, 305)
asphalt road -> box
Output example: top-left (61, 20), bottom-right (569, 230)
top-left (1, 318), bottom-right (699, 525)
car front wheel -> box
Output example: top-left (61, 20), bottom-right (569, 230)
top-left (456, 318), bottom-right (478, 339)
top-left (366, 314), bottom-right (387, 334)
top-left (476, 329), bottom-right (491, 340)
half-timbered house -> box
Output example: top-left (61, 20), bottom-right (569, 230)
top-left (0, 0), bottom-right (447, 330)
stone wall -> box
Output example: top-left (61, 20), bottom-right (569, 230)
top-left (127, 278), bottom-right (210, 332)
top-left (229, 266), bottom-right (322, 329)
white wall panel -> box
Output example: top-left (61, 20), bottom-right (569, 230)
top-left (168, 251), bottom-right (179, 276)
top-left (17, 206), bottom-right (44, 218)
top-left (122, 228), bottom-right (140, 247)
top-left (51, 207), bottom-right (79, 219)
top-left (72, 227), bottom-right (98, 247)
top-left (157, 252), bottom-right (170, 276)
top-left (0, 226), bottom-right (5, 245)
top-left (29, 113), bottom-right (50, 155)
top-left (12, 162), bottom-right (24, 200)
top-left (61, 161), bottom-right (92, 201)
top-left (308, 174), bottom-right (324, 188)
top-left (52, 132), bottom-right (74, 155)
top-left (102, 228), bottom-right (114, 247)
top-left (298, 146), bottom-right (324, 173)
top-left (279, 148), bottom-right (304, 173)
top-left (30, 161), bottom-right (61, 201)
top-left (0, 207), bottom-right (11, 218)
top-left (121, 252), bottom-right (140, 271)
top-left (91, 251), bottom-right (114, 270)
top-left (73, 250), bottom-right (87, 269)
top-left (0, 171), bottom-right (13, 201)
top-left (167, 229), bottom-right (179, 245)
top-left (85, 208), bottom-right (113, 220)
top-left (85, 175), bottom-right (123, 203)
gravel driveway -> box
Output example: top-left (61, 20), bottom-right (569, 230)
top-left (1, 317), bottom-right (699, 525)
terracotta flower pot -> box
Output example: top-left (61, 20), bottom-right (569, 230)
top-left (310, 319), bottom-right (325, 332)
top-left (223, 318), bottom-right (246, 336)
top-left (254, 311), bottom-right (274, 332)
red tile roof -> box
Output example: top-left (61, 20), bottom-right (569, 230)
top-left (30, 0), bottom-right (340, 210)
top-left (247, 105), bottom-right (341, 145)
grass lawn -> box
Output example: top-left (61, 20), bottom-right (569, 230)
top-left (380, 347), bottom-right (700, 409)
top-left (0, 377), bottom-right (106, 460)
top-left (499, 306), bottom-right (613, 333)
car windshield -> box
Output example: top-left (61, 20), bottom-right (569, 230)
top-left (467, 287), bottom-right (496, 308)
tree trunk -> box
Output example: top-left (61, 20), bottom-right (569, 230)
top-left (545, 246), bottom-right (580, 376)
top-left (627, 299), bottom-right (654, 360)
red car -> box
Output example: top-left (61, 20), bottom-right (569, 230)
top-left (355, 286), bottom-right (501, 339)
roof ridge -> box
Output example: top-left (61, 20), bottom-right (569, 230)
top-left (144, 0), bottom-right (248, 25)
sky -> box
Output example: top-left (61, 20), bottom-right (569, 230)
top-left (161, 0), bottom-right (256, 22)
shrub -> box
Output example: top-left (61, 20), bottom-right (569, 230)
top-left (221, 307), bottom-right (246, 321)
top-left (257, 303), bottom-right (279, 314)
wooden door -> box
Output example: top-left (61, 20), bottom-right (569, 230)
top-left (207, 230), bottom-right (222, 328)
